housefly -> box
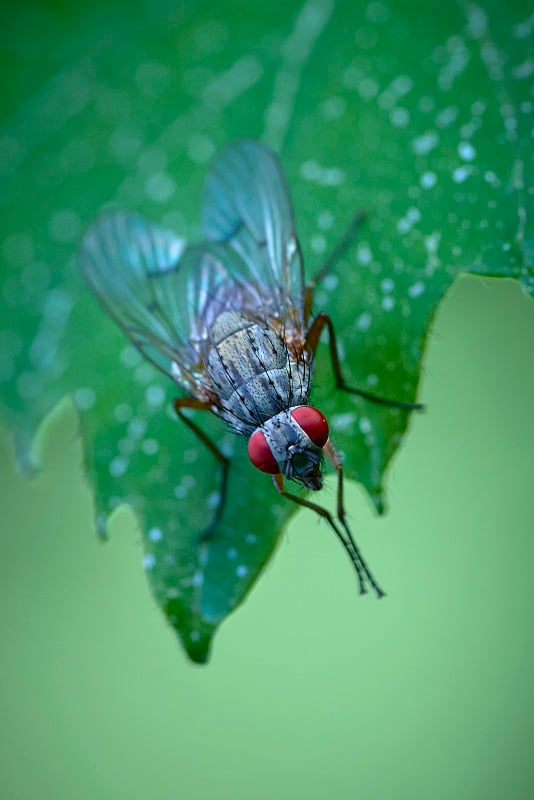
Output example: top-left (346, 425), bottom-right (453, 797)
top-left (80, 140), bottom-right (421, 595)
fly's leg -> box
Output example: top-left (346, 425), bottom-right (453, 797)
top-left (174, 397), bottom-right (229, 542)
top-left (323, 440), bottom-right (385, 597)
top-left (272, 473), bottom-right (383, 597)
top-left (304, 211), bottom-right (367, 322)
top-left (303, 211), bottom-right (423, 411)
top-left (306, 312), bottom-right (424, 411)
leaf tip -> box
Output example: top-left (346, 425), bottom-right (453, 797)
top-left (371, 488), bottom-right (387, 516)
top-left (164, 599), bottom-right (215, 665)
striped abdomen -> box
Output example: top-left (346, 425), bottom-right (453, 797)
top-left (205, 311), bottom-right (310, 435)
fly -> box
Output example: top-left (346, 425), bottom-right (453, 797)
top-left (80, 140), bottom-right (422, 596)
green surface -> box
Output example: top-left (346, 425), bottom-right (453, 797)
top-left (3, 2), bottom-right (534, 793)
top-left (1, 277), bottom-right (534, 798)
top-left (1, 0), bottom-right (532, 661)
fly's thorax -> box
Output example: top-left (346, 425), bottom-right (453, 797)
top-left (248, 406), bottom-right (329, 490)
top-left (208, 310), bottom-right (255, 347)
top-left (206, 311), bottom-right (311, 433)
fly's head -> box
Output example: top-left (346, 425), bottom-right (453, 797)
top-left (247, 406), bottom-right (329, 490)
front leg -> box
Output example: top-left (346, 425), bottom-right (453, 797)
top-left (305, 313), bottom-right (424, 412)
top-left (323, 440), bottom-right (385, 597)
top-left (304, 211), bottom-right (367, 322)
top-left (272, 473), bottom-right (383, 596)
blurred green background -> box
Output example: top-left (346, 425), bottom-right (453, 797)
top-left (1, 0), bottom-right (533, 796)
top-left (2, 276), bottom-right (534, 798)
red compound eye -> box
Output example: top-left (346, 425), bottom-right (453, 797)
top-left (248, 429), bottom-right (279, 474)
top-left (291, 406), bottom-right (329, 447)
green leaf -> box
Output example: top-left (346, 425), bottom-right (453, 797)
top-left (1, 0), bottom-right (532, 662)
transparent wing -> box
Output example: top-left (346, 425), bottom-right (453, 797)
top-left (202, 140), bottom-right (306, 333)
top-left (79, 210), bottom-right (248, 396)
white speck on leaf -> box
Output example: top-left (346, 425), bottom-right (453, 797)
top-left (128, 418), bottom-right (147, 439)
top-left (458, 141), bottom-right (476, 161)
top-left (357, 243), bottom-right (373, 265)
top-left (397, 207), bottom-right (421, 233)
top-left (390, 107), bottom-right (410, 127)
top-left (74, 387), bottom-right (96, 410)
top-left (323, 274), bottom-right (338, 291)
top-left (452, 166), bottom-right (471, 183)
top-left (421, 171), bottom-right (437, 189)
top-left (317, 210), bottom-right (333, 229)
top-left (148, 527), bottom-right (163, 542)
top-left (114, 403), bottom-right (133, 423)
top-left (141, 439), bottom-right (159, 456)
top-left (311, 234), bottom-right (327, 254)
top-left (207, 492), bottom-right (222, 509)
top-left (134, 362), bottom-right (155, 384)
top-left (120, 346), bottom-right (141, 368)
top-left (408, 281), bottom-right (426, 298)
top-left (109, 457), bottom-right (127, 477)
top-left (145, 384), bottom-right (165, 407)
top-left (143, 553), bottom-right (156, 571)
top-left (357, 312), bottom-right (372, 331)
top-left (358, 76), bottom-right (380, 99)
top-left (436, 106), bottom-right (458, 128)
top-left (145, 173), bottom-right (176, 203)
top-left (331, 412), bottom-right (357, 431)
top-left (359, 417), bottom-right (372, 434)
top-left (412, 131), bottom-right (439, 154)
